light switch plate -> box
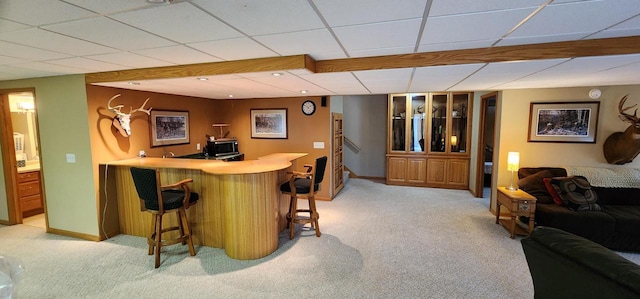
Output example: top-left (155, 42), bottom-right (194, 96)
top-left (313, 142), bottom-right (325, 149)
top-left (66, 153), bottom-right (76, 163)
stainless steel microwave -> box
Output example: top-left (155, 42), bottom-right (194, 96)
top-left (206, 139), bottom-right (239, 157)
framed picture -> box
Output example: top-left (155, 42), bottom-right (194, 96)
top-left (150, 110), bottom-right (190, 146)
top-left (528, 101), bottom-right (600, 143)
top-left (251, 108), bottom-right (288, 139)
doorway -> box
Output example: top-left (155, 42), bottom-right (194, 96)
top-left (474, 92), bottom-right (497, 207)
top-left (0, 89), bottom-right (46, 228)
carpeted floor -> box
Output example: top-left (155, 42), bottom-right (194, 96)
top-left (1, 178), bottom-right (638, 298)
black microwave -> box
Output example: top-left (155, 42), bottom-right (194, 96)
top-left (206, 139), bottom-right (239, 157)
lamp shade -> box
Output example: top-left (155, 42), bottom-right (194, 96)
top-left (507, 152), bottom-right (520, 171)
top-left (450, 135), bottom-right (458, 146)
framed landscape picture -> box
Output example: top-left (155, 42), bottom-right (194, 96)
top-left (150, 110), bottom-right (190, 146)
top-left (250, 108), bottom-right (288, 139)
top-left (528, 101), bottom-right (600, 143)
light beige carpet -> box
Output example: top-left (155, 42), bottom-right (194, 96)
top-left (1, 178), bottom-right (638, 299)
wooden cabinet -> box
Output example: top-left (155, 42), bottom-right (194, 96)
top-left (17, 170), bottom-right (43, 217)
top-left (387, 92), bottom-right (472, 189)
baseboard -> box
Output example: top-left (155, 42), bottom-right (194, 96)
top-left (0, 219), bottom-right (10, 225)
top-left (47, 227), bottom-right (102, 242)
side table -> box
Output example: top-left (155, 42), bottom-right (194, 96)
top-left (496, 187), bottom-right (536, 238)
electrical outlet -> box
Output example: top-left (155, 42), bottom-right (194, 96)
top-left (66, 153), bottom-right (76, 163)
top-left (197, 143), bottom-right (201, 150)
top-left (313, 142), bottom-right (325, 149)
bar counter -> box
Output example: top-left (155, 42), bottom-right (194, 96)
top-left (105, 153), bottom-right (307, 260)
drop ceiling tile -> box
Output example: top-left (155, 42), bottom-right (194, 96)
top-left (0, 65), bottom-right (60, 80)
top-left (0, 19), bottom-right (29, 33)
top-left (354, 69), bottom-right (414, 93)
top-left (588, 15), bottom-right (640, 39)
top-left (44, 17), bottom-right (176, 51)
top-left (245, 73), bottom-right (332, 94)
top-left (86, 52), bottom-right (174, 68)
top-left (133, 45), bottom-right (222, 65)
top-left (348, 46), bottom-right (416, 58)
top-left (111, 3), bottom-right (243, 43)
top-left (192, 0), bottom-right (324, 35)
top-left (421, 8), bottom-right (534, 45)
top-left (0, 0), bottom-right (96, 26)
top-left (314, 0), bottom-right (427, 27)
top-left (429, 0), bottom-right (546, 16)
top-left (254, 29), bottom-right (344, 57)
top-left (410, 64), bottom-right (484, 91)
top-left (298, 72), bottom-right (362, 89)
top-left (334, 19), bottom-right (422, 52)
top-left (453, 59), bottom-right (568, 90)
top-left (0, 40), bottom-right (71, 61)
top-left (418, 40), bottom-right (494, 52)
top-left (510, 0), bottom-right (640, 38)
top-left (497, 33), bottom-right (590, 47)
top-left (0, 28), bottom-right (118, 56)
top-left (9, 61), bottom-right (89, 74)
top-left (62, 0), bottom-right (153, 14)
top-left (0, 55), bottom-right (27, 65)
top-left (45, 57), bottom-right (127, 72)
top-left (189, 38), bottom-right (278, 61)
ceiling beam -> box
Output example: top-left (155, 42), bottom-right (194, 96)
top-left (315, 36), bottom-right (640, 73)
top-left (86, 54), bottom-right (316, 83)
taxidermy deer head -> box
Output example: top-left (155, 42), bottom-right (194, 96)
top-left (603, 94), bottom-right (640, 164)
top-left (107, 94), bottom-right (152, 137)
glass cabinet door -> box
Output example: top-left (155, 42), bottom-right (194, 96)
top-left (391, 95), bottom-right (406, 151)
top-left (451, 93), bottom-right (470, 153)
top-left (410, 94), bottom-right (426, 152)
top-left (430, 94), bottom-right (448, 153)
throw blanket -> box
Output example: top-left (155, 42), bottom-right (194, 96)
top-left (564, 166), bottom-right (640, 188)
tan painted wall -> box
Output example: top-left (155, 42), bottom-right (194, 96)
top-left (493, 85), bottom-right (640, 211)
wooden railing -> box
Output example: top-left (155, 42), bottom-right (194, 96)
top-left (344, 136), bottom-right (362, 153)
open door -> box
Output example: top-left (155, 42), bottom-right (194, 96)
top-left (474, 92), bottom-right (497, 204)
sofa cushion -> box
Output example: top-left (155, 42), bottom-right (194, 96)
top-left (543, 178), bottom-right (563, 206)
top-left (601, 205), bottom-right (640, 235)
top-left (518, 169), bottom-right (556, 204)
top-left (535, 204), bottom-right (615, 236)
top-left (518, 167), bottom-right (567, 180)
top-left (592, 187), bottom-right (640, 206)
top-left (549, 176), bottom-right (601, 211)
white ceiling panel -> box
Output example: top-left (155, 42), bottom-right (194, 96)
top-left (422, 8), bottom-right (535, 45)
top-left (43, 17), bottom-right (176, 51)
top-left (0, 41), bottom-right (71, 61)
top-left (355, 69), bottom-right (415, 94)
top-left (192, 0), bottom-right (324, 35)
top-left (254, 29), bottom-right (345, 58)
top-left (62, 0), bottom-right (154, 14)
top-left (588, 14), bottom-right (640, 39)
top-left (9, 61), bottom-right (91, 75)
top-left (428, 0), bottom-right (547, 17)
top-left (453, 59), bottom-right (569, 90)
top-left (0, 55), bottom-right (27, 65)
top-left (189, 38), bottom-right (278, 61)
top-left (347, 46), bottom-right (417, 58)
top-left (111, 3), bottom-right (243, 44)
top-left (334, 19), bottom-right (422, 52)
top-left (132, 46), bottom-right (221, 65)
top-left (0, 28), bottom-right (117, 56)
top-left (0, 0), bottom-right (95, 26)
top-left (314, 0), bottom-right (427, 27)
top-left (497, 33), bottom-right (590, 47)
top-left (510, 0), bottom-right (640, 38)
top-left (0, 19), bottom-right (29, 33)
top-left (418, 40), bottom-right (495, 52)
top-left (410, 64), bottom-right (485, 91)
top-left (45, 57), bottom-right (128, 72)
top-left (87, 52), bottom-right (174, 69)
top-left (0, 65), bottom-right (60, 80)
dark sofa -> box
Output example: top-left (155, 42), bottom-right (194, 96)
top-left (522, 227), bottom-right (640, 299)
top-left (518, 167), bottom-right (640, 251)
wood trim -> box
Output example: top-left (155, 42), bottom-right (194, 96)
top-left (0, 92), bottom-right (19, 224)
top-left (315, 36), bottom-right (640, 73)
top-left (47, 227), bottom-right (102, 241)
top-left (474, 92), bottom-right (499, 199)
top-left (85, 54), bottom-right (316, 83)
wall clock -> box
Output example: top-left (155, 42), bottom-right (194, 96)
top-left (302, 100), bottom-right (316, 116)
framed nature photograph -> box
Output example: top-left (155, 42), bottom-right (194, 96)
top-left (251, 108), bottom-right (288, 139)
top-left (528, 101), bottom-right (600, 143)
top-left (150, 110), bottom-right (190, 146)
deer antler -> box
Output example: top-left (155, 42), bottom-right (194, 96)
top-left (619, 94), bottom-right (639, 123)
top-left (129, 98), bottom-right (152, 115)
top-left (107, 94), bottom-right (125, 116)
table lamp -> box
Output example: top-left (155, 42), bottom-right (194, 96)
top-left (507, 152), bottom-right (520, 191)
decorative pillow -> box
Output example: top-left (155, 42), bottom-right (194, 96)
top-left (518, 169), bottom-right (556, 204)
top-left (548, 176), bottom-right (601, 211)
top-left (543, 178), bottom-right (563, 206)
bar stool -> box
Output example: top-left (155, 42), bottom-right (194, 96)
top-left (130, 167), bottom-right (199, 268)
top-left (280, 156), bottom-right (327, 240)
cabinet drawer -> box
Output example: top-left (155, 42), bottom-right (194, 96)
top-left (20, 194), bottom-right (42, 211)
top-left (17, 171), bottom-right (39, 183)
top-left (18, 181), bottom-right (40, 197)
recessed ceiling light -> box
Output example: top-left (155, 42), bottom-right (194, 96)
top-left (300, 90), bottom-right (308, 94)
top-left (272, 72), bottom-right (283, 77)
top-left (128, 82), bottom-right (140, 85)
top-left (146, 0), bottom-right (172, 4)
top-left (228, 94), bottom-right (234, 98)
top-left (197, 77), bottom-right (208, 81)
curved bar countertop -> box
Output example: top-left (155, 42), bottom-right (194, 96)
top-left (105, 153), bottom-right (307, 260)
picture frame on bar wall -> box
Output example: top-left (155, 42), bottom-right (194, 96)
top-left (250, 108), bottom-right (288, 139)
top-left (150, 110), bottom-right (190, 146)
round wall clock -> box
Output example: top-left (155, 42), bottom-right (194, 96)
top-left (302, 100), bottom-right (316, 116)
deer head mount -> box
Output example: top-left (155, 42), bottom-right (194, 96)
top-left (107, 94), bottom-right (152, 137)
top-left (603, 94), bottom-right (640, 164)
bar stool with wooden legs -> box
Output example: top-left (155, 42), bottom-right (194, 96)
top-left (130, 167), bottom-right (199, 268)
top-left (280, 156), bottom-right (328, 240)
